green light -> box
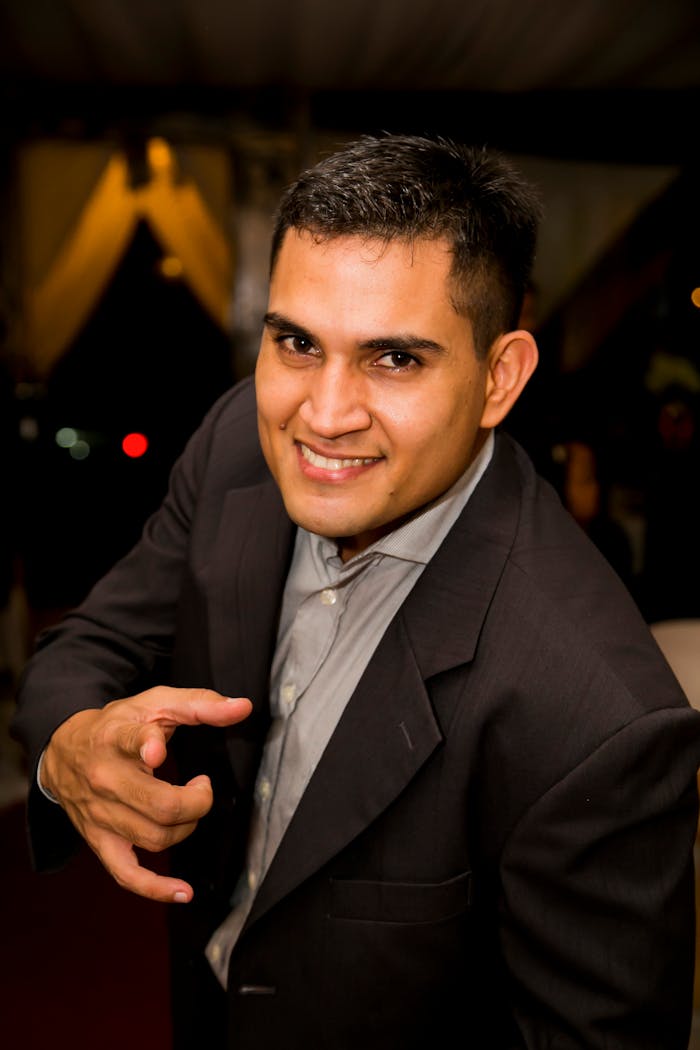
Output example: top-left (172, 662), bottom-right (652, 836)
top-left (55, 427), bottom-right (78, 448)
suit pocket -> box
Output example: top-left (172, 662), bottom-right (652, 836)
top-left (320, 870), bottom-right (475, 1042)
top-left (328, 869), bottom-right (472, 925)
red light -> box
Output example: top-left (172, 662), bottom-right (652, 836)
top-left (122, 432), bottom-right (149, 458)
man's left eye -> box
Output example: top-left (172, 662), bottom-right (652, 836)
top-left (376, 350), bottom-right (418, 370)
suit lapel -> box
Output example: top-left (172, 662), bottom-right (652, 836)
top-left (249, 434), bottom-right (522, 921)
top-left (401, 431), bottom-right (521, 678)
top-left (203, 476), bottom-right (295, 791)
top-left (248, 612), bottom-right (440, 923)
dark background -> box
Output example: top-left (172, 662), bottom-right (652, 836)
top-left (1, 3), bottom-right (699, 1047)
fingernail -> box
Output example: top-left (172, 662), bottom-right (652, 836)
top-left (226, 696), bottom-right (242, 703)
top-left (174, 891), bottom-right (188, 903)
top-left (139, 745), bottom-right (147, 762)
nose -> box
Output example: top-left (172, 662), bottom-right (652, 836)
top-left (298, 364), bottom-right (372, 437)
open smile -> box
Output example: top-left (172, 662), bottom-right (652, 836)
top-left (299, 443), bottom-right (380, 470)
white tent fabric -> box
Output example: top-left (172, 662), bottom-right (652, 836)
top-left (18, 139), bottom-right (233, 374)
top-left (1, 0), bottom-right (698, 93)
top-left (1, 0), bottom-right (697, 374)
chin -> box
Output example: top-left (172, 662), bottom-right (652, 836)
top-left (283, 494), bottom-right (355, 535)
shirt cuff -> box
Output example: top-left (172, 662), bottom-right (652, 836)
top-left (37, 750), bottom-right (60, 804)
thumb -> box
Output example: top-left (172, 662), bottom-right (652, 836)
top-left (186, 774), bottom-right (212, 790)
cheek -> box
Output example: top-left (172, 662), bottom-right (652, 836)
top-left (374, 387), bottom-right (433, 434)
top-left (256, 359), bottom-right (296, 423)
top-left (256, 368), bottom-right (285, 457)
top-left (256, 410), bottom-right (275, 472)
top-left (257, 390), bottom-right (280, 428)
top-left (390, 388), bottom-right (483, 486)
top-left (379, 384), bottom-right (476, 449)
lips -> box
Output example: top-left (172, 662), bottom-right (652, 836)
top-left (299, 443), bottom-right (379, 470)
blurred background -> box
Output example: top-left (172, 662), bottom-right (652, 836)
top-left (0, 1), bottom-right (699, 1046)
top-left (0, 0), bottom-right (699, 661)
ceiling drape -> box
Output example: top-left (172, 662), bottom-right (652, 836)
top-left (2, 1), bottom-right (698, 92)
top-left (20, 139), bottom-right (234, 376)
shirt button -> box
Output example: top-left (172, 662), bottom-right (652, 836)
top-left (281, 682), bottom-right (296, 705)
top-left (248, 870), bottom-right (258, 891)
top-left (320, 588), bottom-right (337, 605)
top-left (259, 777), bottom-right (271, 801)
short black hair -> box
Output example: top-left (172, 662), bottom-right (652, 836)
top-left (270, 133), bottom-right (542, 358)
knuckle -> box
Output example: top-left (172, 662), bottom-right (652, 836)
top-left (190, 686), bottom-right (219, 705)
top-left (111, 868), bottom-right (134, 892)
top-left (140, 825), bottom-right (173, 852)
top-left (87, 798), bottom-right (111, 828)
top-left (165, 820), bottom-right (198, 847)
top-left (150, 794), bottom-right (183, 825)
top-left (89, 763), bottom-right (112, 795)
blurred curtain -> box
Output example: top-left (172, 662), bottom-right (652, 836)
top-left (142, 139), bottom-right (233, 330)
top-left (20, 139), bottom-right (233, 375)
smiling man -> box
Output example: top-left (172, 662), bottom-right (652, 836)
top-left (256, 230), bottom-right (534, 558)
top-left (12, 134), bottom-right (700, 1050)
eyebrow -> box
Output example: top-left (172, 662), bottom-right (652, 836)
top-left (361, 334), bottom-right (446, 354)
top-left (264, 312), bottom-right (315, 343)
top-left (263, 311), bottom-right (447, 355)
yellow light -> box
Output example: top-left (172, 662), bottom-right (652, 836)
top-left (148, 137), bottom-right (172, 174)
top-left (159, 255), bottom-right (184, 279)
top-left (691, 287), bottom-right (700, 309)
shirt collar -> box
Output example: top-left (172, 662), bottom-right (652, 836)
top-left (306, 429), bottom-right (495, 570)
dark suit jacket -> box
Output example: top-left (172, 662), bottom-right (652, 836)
top-left (13, 376), bottom-right (700, 1049)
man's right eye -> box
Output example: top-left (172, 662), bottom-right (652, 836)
top-left (278, 334), bottom-right (315, 354)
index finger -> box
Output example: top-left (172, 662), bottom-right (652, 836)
top-left (116, 689), bottom-right (252, 761)
top-left (137, 687), bottom-right (253, 729)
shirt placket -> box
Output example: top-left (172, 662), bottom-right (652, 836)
top-left (248, 576), bottom-right (345, 890)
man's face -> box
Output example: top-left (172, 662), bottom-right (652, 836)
top-left (255, 229), bottom-right (493, 560)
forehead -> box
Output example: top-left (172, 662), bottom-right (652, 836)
top-left (268, 230), bottom-right (477, 360)
top-left (270, 230), bottom-right (458, 310)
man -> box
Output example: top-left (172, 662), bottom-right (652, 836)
top-left (12, 134), bottom-right (700, 1049)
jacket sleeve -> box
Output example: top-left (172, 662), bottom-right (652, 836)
top-left (499, 703), bottom-right (700, 1050)
top-left (10, 385), bottom-right (238, 872)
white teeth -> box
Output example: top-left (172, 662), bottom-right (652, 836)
top-left (300, 444), bottom-right (377, 470)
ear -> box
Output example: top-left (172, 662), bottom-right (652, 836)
top-left (479, 330), bottom-right (539, 429)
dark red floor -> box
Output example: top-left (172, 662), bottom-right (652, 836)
top-left (0, 800), bottom-right (173, 1050)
